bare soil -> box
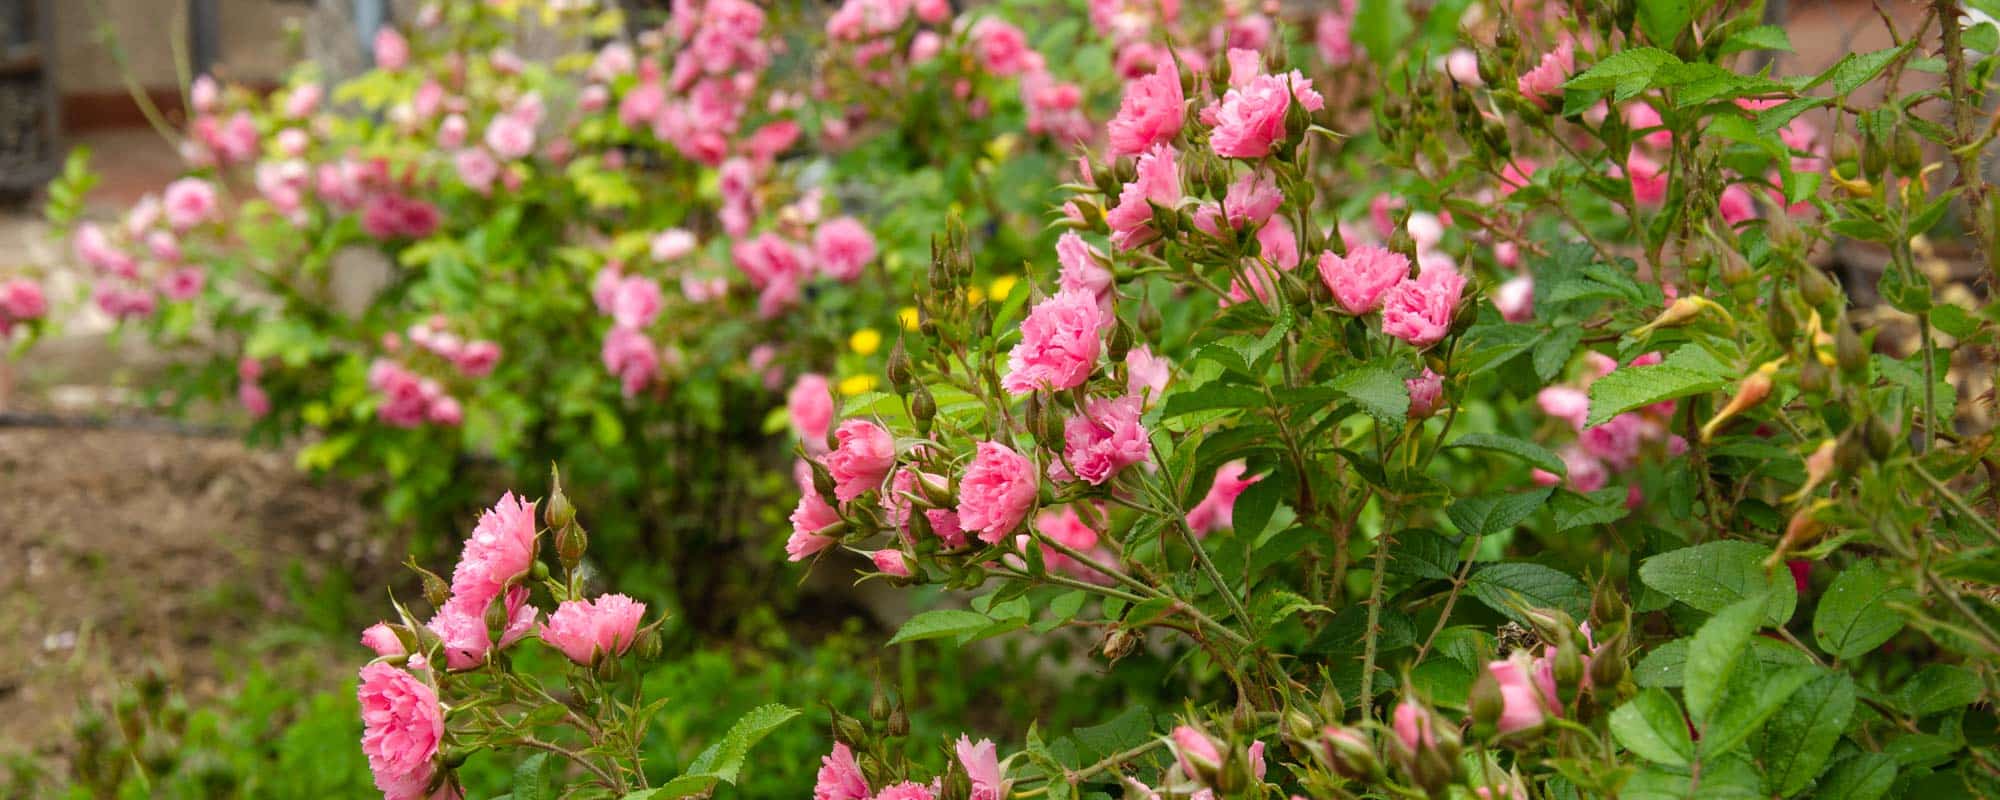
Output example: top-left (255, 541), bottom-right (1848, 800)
top-left (0, 423), bottom-right (389, 761)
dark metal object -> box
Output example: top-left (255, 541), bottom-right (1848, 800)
top-left (189, 0), bottom-right (222, 76)
top-left (0, 0), bottom-right (57, 197)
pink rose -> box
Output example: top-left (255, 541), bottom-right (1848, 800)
top-left (870, 549), bottom-right (914, 577)
top-left (957, 441), bottom-right (1038, 543)
top-left (875, 783), bottom-right (937, 800)
top-left (610, 276), bottom-right (664, 329)
top-left (454, 148), bottom-right (500, 194)
top-left (357, 663), bottom-right (443, 799)
top-left (969, 18), bottom-right (1035, 76)
top-left (1105, 143), bottom-right (1181, 250)
top-left (1536, 386), bottom-right (1590, 431)
top-left (788, 374), bottom-right (835, 452)
top-left (1056, 231), bottom-right (1113, 306)
top-left (1059, 395), bottom-right (1150, 485)
top-left (1002, 289), bottom-right (1105, 395)
top-left (162, 178), bottom-right (217, 231)
top-left (361, 622), bottom-right (406, 657)
top-left (1317, 11), bottom-right (1356, 66)
top-left (602, 327), bottom-right (660, 397)
top-left (426, 587), bottom-right (536, 670)
top-left (454, 340), bottom-right (501, 377)
top-left (1446, 48), bottom-right (1483, 86)
top-left (484, 114), bottom-right (536, 161)
top-left (1170, 726), bottom-right (1223, 779)
top-left (374, 28), bottom-right (410, 71)
top-left (1488, 653), bottom-right (1553, 734)
top-left (651, 228), bottom-right (697, 262)
top-left (1391, 701), bottom-right (1440, 754)
top-left (814, 742), bottom-right (871, 800)
top-left (237, 382), bottom-right (271, 418)
top-left (1126, 346), bottom-right (1171, 405)
top-left (1517, 40), bottom-right (1574, 110)
top-left (957, 736), bottom-right (1009, 800)
top-left (1185, 460), bottom-right (1263, 536)
top-left (1317, 245), bottom-right (1411, 315)
top-left (0, 279), bottom-right (48, 322)
top-left (1619, 151), bottom-right (1666, 205)
top-left (813, 217), bottom-right (876, 282)
top-left (447, 492), bottom-right (538, 613)
top-left (1206, 69), bottom-right (1321, 159)
top-left (824, 419), bottom-right (896, 502)
top-left (1494, 275), bottom-right (1536, 322)
top-left (1407, 369), bottom-right (1444, 418)
top-left (787, 491), bottom-right (842, 561)
top-left (1107, 60), bottom-right (1185, 157)
top-left (1380, 266), bottom-right (1466, 348)
top-left (1719, 184), bottom-right (1756, 225)
top-left (885, 468), bottom-right (967, 549)
top-left (539, 593), bottom-right (647, 665)
top-left (285, 83), bottom-right (322, 118)
top-left (160, 267), bottom-right (205, 301)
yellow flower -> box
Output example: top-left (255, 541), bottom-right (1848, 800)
top-left (850, 328), bottom-right (882, 356)
top-left (838, 374), bottom-right (878, 396)
top-left (967, 286), bottom-right (988, 305)
top-left (988, 275), bottom-right (1019, 302)
top-left (898, 306), bottom-right (921, 331)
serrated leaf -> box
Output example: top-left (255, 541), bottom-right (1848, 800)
top-left (1701, 662), bottom-right (1815, 757)
top-left (1610, 688), bottom-right (1693, 766)
top-left (511, 752), bottom-right (557, 800)
top-left (1387, 529), bottom-right (1460, 581)
top-left (1328, 365), bottom-right (1409, 425)
top-left (1720, 24), bottom-right (1794, 55)
top-left (1755, 97), bottom-right (1832, 136)
top-left (1158, 383), bottom-right (1262, 420)
top-left (1639, 541), bottom-right (1797, 626)
top-left (1467, 561), bottom-right (1589, 623)
top-left (627, 775), bottom-right (719, 800)
top-left (1812, 561), bottom-right (1912, 659)
top-left (1824, 45), bottom-right (1910, 95)
top-left (1447, 487), bottom-right (1555, 536)
top-left (686, 704), bottom-right (799, 784)
top-left (1447, 433), bottom-right (1566, 476)
top-left (1817, 752), bottom-right (1897, 800)
top-left (1637, 0), bottom-right (1691, 49)
top-left (1587, 365), bottom-right (1729, 427)
top-left (1757, 671), bottom-right (1855, 796)
top-left (1893, 664), bottom-right (1981, 717)
top-left (1566, 47), bottom-right (1684, 100)
top-left (888, 610), bottom-right (993, 645)
top-left (1551, 488), bottom-right (1629, 531)
top-left (1683, 593), bottom-right (1770, 726)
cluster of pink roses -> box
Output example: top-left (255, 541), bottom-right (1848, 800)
top-left (1532, 352), bottom-right (1684, 499)
top-left (368, 359), bottom-right (465, 428)
top-left (595, 0), bottom-right (782, 167)
top-left (71, 181), bottom-right (214, 320)
top-left (812, 736), bottom-right (1007, 800)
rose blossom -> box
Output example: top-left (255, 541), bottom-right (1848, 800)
top-left (885, 468), bottom-right (967, 548)
top-left (1126, 346), bottom-right (1170, 404)
top-left (870, 549), bottom-right (914, 577)
top-left (813, 217), bottom-right (876, 281)
top-left (1056, 231), bottom-right (1112, 306)
top-left (814, 742), bottom-right (871, 800)
top-left (1107, 59), bottom-right (1185, 157)
top-left (1392, 701), bottom-right (1440, 754)
top-left (447, 492), bottom-right (538, 612)
top-left (1407, 369), bottom-right (1444, 418)
top-left (609, 275), bottom-right (663, 329)
top-left (1517, 40), bottom-right (1575, 109)
top-left (957, 441), bottom-right (1038, 542)
top-left (875, 783), bottom-right (937, 800)
top-left (787, 490), bottom-right (842, 561)
top-left (1170, 726), bottom-right (1222, 778)
top-left (357, 663), bottom-right (444, 800)
top-left (162, 178), bottom-right (217, 231)
top-left (484, 114), bottom-right (536, 161)
top-left (1001, 289), bottom-right (1104, 394)
top-left (957, 736), bottom-right (1009, 800)
top-left (539, 593), bottom-right (647, 665)
top-left (361, 622), bottom-right (406, 657)
top-left (788, 374), bottom-right (835, 452)
top-left (652, 228), bottom-right (697, 262)
top-left (1488, 652), bottom-right (1554, 734)
top-left (1206, 62), bottom-right (1323, 159)
top-left (1495, 275), bottom-right (1536, 322)
top-left (1059, 395), bottom-right (1150, 485)
top-left (1317, 244), bottom-right (1410, 315)
top-left (1104, 143), bottom-right (1181, 250)
top-left (1380, 265), bottom-right (1467, 348)
top-left (602, 326), bottom-right (660, 397)
top-left (374, 28), bottom-right (410, 71)
top-left (428, 586), bottom-right (536, 670)
top-left (824, 419), bottom-right (896, 502)
top-left (1185, 460), bottom-right (1263, 536)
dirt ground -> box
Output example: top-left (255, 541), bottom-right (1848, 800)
top-left (0, 423), bottom-right (389, 763)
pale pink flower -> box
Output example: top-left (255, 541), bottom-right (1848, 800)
top-left (957, 441), bottom-right (1038, 542)
top-left (957, 736), bottom-right (1009, 800)
top-left (539, 593), bottom-right (647, 665)
top-left (484, 114), bottom-right (536, 161)
top-left (970, 17), bottom-right (1036, 76)
top-left (1105, 143), bottom-right (1181, 250)
top-left (160, 267), bottom-right (205, 301)
top-left (1619, 151), bottom-right (1667, 205)
top-left (870, 549), bottom-right (914, 577)
top-left (1170, 726), bottom-right (1223, 778)
top-left (1392, 701), bottom-right (1440, 753)
top-left (357, 663), bottom-right (443, 799)
top-left (1107, 60), bottom-right (1185, 157)
top-left (1002, 289), bottom-right (1104, 395)
top-left (814, 742), bottom-right (871, 800)
top-left (454, 148), bottom-right (501, 194)
top-left (1059, 395), bottom-right (1150, 485)
top-left (1317, 245), bottom-right (1410, 315)
top-left (1126, 346), bottom-right (1170, 405)
top-left (163, 178), bottom-right (218, 231)
top-left (610, 276), bottom-right (664, 329)
top-left (1517, 40), bottom-right (1575, 110)
top-left (602, 327), bottom-right (660, 396)
top-left (1719, 184), bottom-right (1756, 225)
top-left (447, 492), bottom-right (539, 613)
top-left (1536, 386), bottom-right (1590, 431)
top-left (1223, 170), bottom-right (1283, 229)
top-left (1056, 231), bottom-right (1113, 305)
top-left (1446, 48), bottom-right (1482, 86)
top-left (453, 341), bottom-right (501, 377)
top-left (1488, 653), bottom-right (1553, 734)
top-left (788, 374), bottom-right (835, 452)
top-left (374, 28), bottom-right (410, 71)
top-left (1380, 266), bottom-right (1466, 348)
top-left (813, 217), bottom-right (876, 282)
top-left (1206, 68), bottom-right (1321, 159)
top-left (1, 279), bottom-right (48, 322)
top-left (1185, 460), bottom-right (1262, 536)
top-left (876, 782), bottom-right (937, 800)
top-left (285, 83), bottom-right (323, 118)
top-left (824, 419), bottom-right (896, 502)
top-left (652, 228), bottom-right (697, 262)
top-left (1625, 101), bottom-right (1670, 149)
top-left (1317, 11), bottom-right (1356, 66)
top-left (361, 623), bottom-right (406, 657)
top-left (885, 469), bottom-right (967, 549)
top-left (1407, 369), bottom-right (1444, 418)
top-left (1495, 275), bottom-right (1535, 323)
top-left (788, 491), bottom-right (842, 561)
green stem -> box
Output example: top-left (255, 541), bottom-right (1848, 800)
top-left (1911, 461), bottom-right (2000, 545)
top-left (1357, 526), bottom-right (1396, 721)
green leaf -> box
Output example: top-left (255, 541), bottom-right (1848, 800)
top-left (1824, 44), bottom-right (1910, 95)
top-left (1034, 590), bottom-right (1088, 633)
top-left (511, 752), bottom-right (557, 800)
top-left (1610, 688), bottom-right (1694, 766)
top-left (1683, 593), bottom-right (1770, 726)
top-left (1637, 0), bottom-right (1691, 49)
top-left (1447, 433), bottom-right (1566, 476)
top-left (1813, 561), bottom-right (1913, 659)
top-left (1893, 664), bottom-right (1982, 717)
top-left (1587, 364), bottom-right (1730, 427)
top-left (1720, 24), bottom-right (1794, 55)
top-left (1447, 487), bottom-right (1556, 536)
top-left (1639, 541), bottom-right (1797, 626)
top-left (686, 704), bottom-right (800, 784)
top-left (1069, 706), bottom-right (1155, 764)
top-left (1817, 752), bottom-right (1897, 800)
top-left (1757, 671), bottom-right (1856, 796)
top-left (1467, 561), bottom-right (1590, 623)
top-left (1701, 663), bottom-right (1815, 758)
top-left (1158, 383), bottom-right (1262, 420)
top-left (1387, 529), bottom-right (1461, 581)
top-left (887, 609), bottom-right (994, 645)
top-left (1328, 365), bottom-right (1409, 425)
top-left (1755, 97), bottom-right (1833, 136)
top-left (1551, 488), bottom-right (1630, 531)
top-left (626, 775), bottom-right (720, 800)
top-left (1565, 47), bottom-right (1683, 100)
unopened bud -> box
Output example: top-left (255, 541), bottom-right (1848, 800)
top-left (1468, 668), bottom-right (1506, 741)
top-left (833, 712), bottom-right (869, 746)
top-left (412, 560), bottom-right (451, 608)
top-left (1799, 267), bottom-right (1839, 310)
top-left (810, 459), bottom-right (838, 503)
top-left (886, 338), bottom-right (915, 394)
top-left (1700, 361), bottom-right (1779, 443)
top-left (1108, 320), bottom-right (1134, 363)
top-left (1866, 415), bottom-right (1898, 460)
top-left (638, 628), bottom-right (663, 661)
top-left (1799, 356), bottom-right (1830, 395)
top-left (594, 654), bottom-right (620, 682)
top-left (546, 476), bottom-right (576, 530)
top-left (1553, 635), bottom-right (1588, 704)
top-left (1137, 300), bottom-right (1163, 338)
top-left (887, 706), bottom-right (910, 737)
top-left (557, 524), bottom-right (588, 570)
top-left (869, 680), bottom-right (891, 722)
top-left (910, 383), bottom-right (937, 436)
top-left (1588, 628), bottom-right (1628, 690)
top-left (1321, 726), bottom-right (1379, 781)
top-left (1835, 322), bottom-right (1868, 376)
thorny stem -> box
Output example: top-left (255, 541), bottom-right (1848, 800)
top-left (1357, 524), bottom-right (1396, 721)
